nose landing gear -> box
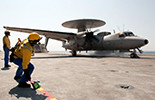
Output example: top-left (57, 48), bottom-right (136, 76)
top-left (130, 49), bottom-right (140, 58)
top-left (130, 53), bottom-right (140, 58)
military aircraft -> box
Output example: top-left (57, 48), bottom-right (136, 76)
top-left (3, 19), bottom-right (148, 58)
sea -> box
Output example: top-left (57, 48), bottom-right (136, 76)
top-left (142, 51), bottom-right (155, 54)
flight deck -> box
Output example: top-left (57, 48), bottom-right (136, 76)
top-left (0, 51), bottom-right (155, 100)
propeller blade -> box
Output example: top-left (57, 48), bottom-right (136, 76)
top-left (77, 29), bottom-right (99, 37)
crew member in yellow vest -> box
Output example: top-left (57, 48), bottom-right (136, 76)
top-left (13, 32), bottom-right (40, 88)
top-left (3, 30), bottom-right (11, 67)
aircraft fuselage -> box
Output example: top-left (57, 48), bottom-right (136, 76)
top-left (63, 31), bottom-right (148, 52)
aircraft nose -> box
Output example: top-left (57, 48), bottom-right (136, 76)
top-left (144, 39), bottom-right (149, 44)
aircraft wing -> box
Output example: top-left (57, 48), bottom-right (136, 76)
top-left (3, 26), bottom-right (76, 42)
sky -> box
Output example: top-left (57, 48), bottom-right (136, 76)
top-left (0, 0), bottom-right (155, 51)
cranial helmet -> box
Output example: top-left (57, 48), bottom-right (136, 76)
top-left (5, 30), bottom-right (10, 36)
top-left (28, 32), bottom-right (40, 41)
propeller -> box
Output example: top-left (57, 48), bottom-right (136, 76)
top-left (79, 29), bottom-right (100, 50)
top-left (84, 29), bottom-right (100, 43)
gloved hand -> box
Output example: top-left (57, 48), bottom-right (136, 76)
top-left (24, 69), bottom-right (31, 81)
top-left (9, 47), bottom-right (15, 52)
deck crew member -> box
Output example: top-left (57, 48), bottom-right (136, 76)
top-left (3, 30), bottom-right (11, 67)
top-left (13, 32), bottom-right (40, 87)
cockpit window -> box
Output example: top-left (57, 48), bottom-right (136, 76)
top-left (119, 32), bottom-right (135, 38)
top-left (124, 32), bottom-right (135, 36)
top-left (119, 33), bottom-right (125, 37)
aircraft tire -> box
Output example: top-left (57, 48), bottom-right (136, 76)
top-left (130, 53), bottom-right (135, 58)
top-left (72, 50), bottom-right (77, 56)
top-left (130, 53), bottom-right (140, 58)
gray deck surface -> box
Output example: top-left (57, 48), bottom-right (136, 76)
top-left (0, 51), bottom-right (155, 100)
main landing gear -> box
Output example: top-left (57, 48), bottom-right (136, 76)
top-left (71, 50), bottom-right (77, 56)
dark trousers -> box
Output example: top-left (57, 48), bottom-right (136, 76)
top-left (3, 47), bottom-right (9, 66)
top-left (13, 58), bottom-right (34, 82)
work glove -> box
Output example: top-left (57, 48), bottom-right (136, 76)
top-left (10, 47), bottom-right (15, 52)
top-left (24, 69), bottom-right (31, 81)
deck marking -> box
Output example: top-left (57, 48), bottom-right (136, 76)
top-left (0, 55), bottom-right (57, 100)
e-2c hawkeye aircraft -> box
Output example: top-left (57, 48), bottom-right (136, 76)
top-left (4, 19), bottom-right (149, 58)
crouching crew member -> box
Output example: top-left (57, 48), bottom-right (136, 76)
top-left (3, 30), bottom-right (11, 67)
top-left (13, 32), bottom-right (40, 88)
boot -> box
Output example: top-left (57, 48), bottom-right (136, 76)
top-left (18, 81), bottom-right (30, 88)
top-left (14, 76), bottom-right (22, 80)
top-left (5, 65), bottom-right (11, 67)
top-left (14, 76), bottom-right (22, 83)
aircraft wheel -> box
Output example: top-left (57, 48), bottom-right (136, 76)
top-left (130, 53), bottom-right (134, 58)
top-left (72, 50), bottom-right (77, 56)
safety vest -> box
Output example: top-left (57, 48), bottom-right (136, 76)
top-left (3, 36), bottom-right (11, 49)
top-left (14, 39), bottom-right (33, 59)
